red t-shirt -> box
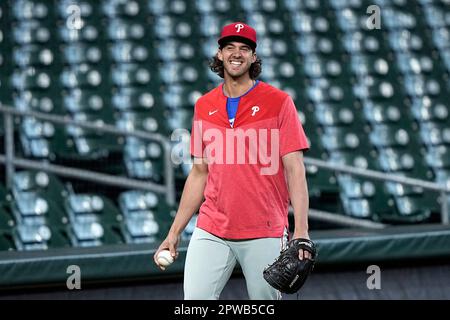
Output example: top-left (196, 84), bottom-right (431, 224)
top-left (190, 81), bottom-right (309, 239)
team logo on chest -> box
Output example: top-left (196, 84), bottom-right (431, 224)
top-left (251, 105), bottom-right (260, 116)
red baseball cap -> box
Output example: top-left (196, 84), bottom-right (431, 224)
top-left (218, 22), bottom-right (257, 50)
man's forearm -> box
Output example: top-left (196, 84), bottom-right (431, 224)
top-left (284, 154), bottom-right (310, 238)
top-left (169, 167), bottom-right (208, 236)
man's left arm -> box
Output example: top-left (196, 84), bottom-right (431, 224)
top-left (282, 150), bottom-right (311, 259)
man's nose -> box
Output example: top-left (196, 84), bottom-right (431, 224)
top-left (231, 50), bottom-right (242, 58)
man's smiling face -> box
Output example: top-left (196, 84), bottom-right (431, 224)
top-left (217, 41), bottom-right (257, 79)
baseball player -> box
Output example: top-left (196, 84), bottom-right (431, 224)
top-left (154, 22), bottom-right (311, 300)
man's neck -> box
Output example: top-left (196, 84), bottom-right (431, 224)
top-left (223, 75), bottom-right (255, 98)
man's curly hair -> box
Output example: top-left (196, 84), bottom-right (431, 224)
top-left (209, 54), bottom-right (262, 80)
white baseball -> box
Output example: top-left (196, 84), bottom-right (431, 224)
top-left (157, 250), bottom-right (174, 267)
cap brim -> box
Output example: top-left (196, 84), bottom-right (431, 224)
top-left (218, 36), bottom-right (257, 50)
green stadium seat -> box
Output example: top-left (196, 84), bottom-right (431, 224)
top-left (157, 38), bottom-right (202, 62)
top-left (260, 58), bottom-right (303, 87)
top-left (431, 27), bottom-right (450, 51)
top-left (295, 33), bottom-right (343, 56)
top-left (411, 95), bottom-right (450, 123)
top-left (329, 150), bottom-right (379, 170)
top-left (342, 30), bottom-right (390, 55)
top-left (420, 122), bottom-right (450, 146)
top-left (12, 0), bottom-right (51, 21)
top-left (304, 55), bottom-right (350, 81)
top-left (123, 137), bottom-right (164, 182)
top-left (110, 40), bottom-right (153, 64)
top-left (423, 2), bottom-right (450, 29)
top-left (59, 22), bottom-right (102, 43)
top-left (196, 0), bottom-right (244, 17)
top-left (14, 90), bottom-right (63, 115)
top-left (351, 55), bottom-right (394, 78)
top-left (153, 15), bottom-right (200, 40)
top-left (65, 192), bottom-right (124, 247)
top-left (163, 84), bottom-right (203, 109)
top-left (12, 223), bottom-right (70, 250)
top-left (57, 0), bottom-right (102, 22)
top-left (168, 108), bottom-right (193, 131)
top-left (426, 145), bottom-right (450, 169)
top-left (63, 43), bottom-right (104, 65)
top-left (118, 189), bottom-right (174, 243)
top-left (13, 170), bottom-right (67, 205)
top-left (403, 74), bottom-right (447, 98)
top-left (321, 126), bottom-right (371, 152)
top-left (160, 61), bottom-right (206, 86)
top-left (388, 29), bottom-right (432, 54)
top-left (116, 110), bottom-right (165, 133)
top-left (63, 89), bottom-right (108, 114)
top-left (338, 175), bottom-right (396, 219)
top-left (11, 67), bottom-right (54, 91)
top-left (102, 0), bottom-right (146, 20)
top-left (362, 100), bottom-right (404, 125)
top-left (12, 20), bottom-right (54, 46)
top-left (111, 63), bottom-right (153, 87)
top-left (112, 87), bottom-right (160, 112)
top-left (378, 147), bottom-right (434, 177)
top-left (389, 194), bottom-right (438, 223)
top-left (149, 0), bottom-right (197, 17)
top-left (369, 123), bottom-right (421, 149)
top-left (61, 64), bottom-right (104, 89)
top-left (107, 18), bottom-right (148, 41)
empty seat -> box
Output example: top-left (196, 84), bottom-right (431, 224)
top-left (123, 137), bottom-right (164, 181)
top-left (369, 124), bottom-right (417, 148)
top-left (419, 122), bottom-right (450, 146)
top-left (411, 95), bottom-right (450, 123)
top-left (338, 175), bottom-right (396, 219)
top-left (13, 223), bottom-right (70, 250)
top-left (116, 110), bottom-right (164, 134)
top-left (102, 0), bottom-right (144, 19)
top-left (65, 191), bottom-right (124, 247)
top-left (118, 189), bottom-right (174, 243)
top-left (111, 63), bottom-right (153, 87)
top-left (426, 145), bottom-right (450, 169)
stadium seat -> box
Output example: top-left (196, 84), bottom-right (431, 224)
top-left (338, 175), bottom-right (396, 219)
top-left (419, 122), bottom-right (450, 146)
top-left (411, 95), bottom-right (450, 122)
top-left (12, 223), bottom-right (69, 250)
top-left (426, 145), bottom-right (450, 169)
top-left (123, 137), bottom-right (165, 182)
top-left (118, 189), bottom-right (174, 243)
top-left (65, 191), bottom-right (124, 247)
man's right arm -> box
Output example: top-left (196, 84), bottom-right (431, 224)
top-left (153, 158), bottom-right (208, 269)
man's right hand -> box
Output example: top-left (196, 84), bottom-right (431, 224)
top-left (153, 232), bottom-right (180, 270)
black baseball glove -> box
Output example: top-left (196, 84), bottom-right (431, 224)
top-left (263, 238), bottom-right (317, 294)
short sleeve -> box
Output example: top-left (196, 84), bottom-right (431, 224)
top-left (278, 95), bottom-right (310, 157)
top-left (190, 106), bottom-right (205, 157)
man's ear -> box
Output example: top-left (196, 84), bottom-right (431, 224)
top-left (252, 52), bottom-right (257, 63)
top-left (217, 49), bottom-right (223, 62)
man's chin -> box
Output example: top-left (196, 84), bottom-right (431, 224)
top-left (225, 69), bottom-right (249, 79)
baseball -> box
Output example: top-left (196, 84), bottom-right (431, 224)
top-left (157, 250), bottom-right (174, 268)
